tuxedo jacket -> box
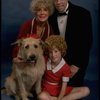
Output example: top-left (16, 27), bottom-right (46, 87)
top-left (49, 1), bottom-right (93, 86)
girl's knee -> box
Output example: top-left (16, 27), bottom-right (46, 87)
top-left (82, 87), bottom-right (90, 96)
top-left (38, 91), bottom-right (50, 100)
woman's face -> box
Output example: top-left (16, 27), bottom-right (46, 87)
top-left (49, 47), bottom-right (62, 64)
top-left (36, 7), bottom-right (49, 22)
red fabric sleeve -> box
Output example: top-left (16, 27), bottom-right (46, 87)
top-left (63, 64), bottom-right (71, 77)
top-left (18, 19), bottom-right (32, 39)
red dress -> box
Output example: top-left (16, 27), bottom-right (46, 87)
top-left (12, 18), bottom-right (54, 57)
top-left (42, 58), bottom-right (73, 96)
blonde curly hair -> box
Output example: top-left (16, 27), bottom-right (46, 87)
top-left (45, 35), bottom-right (67, 57)
top-left (30, 0), bottom-right (54, 16)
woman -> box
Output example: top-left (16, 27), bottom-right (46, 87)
top-left (12, 0), bottom-right (54, 58)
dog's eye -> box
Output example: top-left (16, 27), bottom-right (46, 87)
top-left (25, 45), bottom-right (29, 49)
top-left (34, 44), bottom-right (38, 48)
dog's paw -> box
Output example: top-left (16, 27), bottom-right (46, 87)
top-left (22, 98), bottom-right (29, 100)
top-left (28, 92), bottom-right (33, 97)
top-left (15, 95), bottom-right (21, 100)
top-left (1, 87), bottom-right (6, 94)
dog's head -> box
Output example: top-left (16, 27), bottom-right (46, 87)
top-left (12, 37), bottom-right (44, 63)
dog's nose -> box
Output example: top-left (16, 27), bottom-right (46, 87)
top-left (29, 55), bottom-right (36, 61)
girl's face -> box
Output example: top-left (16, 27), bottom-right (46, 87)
top-left (36, 7), bottom-right (49, 22)
top-left (49, 47), bottom-right (62, 64)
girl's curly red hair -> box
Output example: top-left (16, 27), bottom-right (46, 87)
top-left (45, 35), bottom-right (67, 57)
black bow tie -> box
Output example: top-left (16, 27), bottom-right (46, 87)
top-left (57, 7), bottom-right (69, 16)
top-left (57, 12), bottom-right (68, 16)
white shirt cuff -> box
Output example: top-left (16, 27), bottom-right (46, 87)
top-left (62, 77), bottom-right (69, 82)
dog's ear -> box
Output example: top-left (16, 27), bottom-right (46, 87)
top-left (39, 40), bottom-right (44, 48)
top-left (39, 40), bottom-right (49, 55)
top-left (11, 39), bottom-right (23, 46)
top-left (11, 40), bottom-right (19, 45)
top-left (39, 40), bottom-right (48, 49)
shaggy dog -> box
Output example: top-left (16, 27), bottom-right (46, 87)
top-left (1, 37), bottom-right (45, 100)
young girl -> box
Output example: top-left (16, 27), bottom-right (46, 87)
top-left (38, 35), bottom-right (90, 100)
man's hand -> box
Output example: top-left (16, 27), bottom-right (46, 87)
top-left (70, 65), bottom-right (79, 78)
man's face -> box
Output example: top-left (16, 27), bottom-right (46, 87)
top-left (54, 0), bottom-right (68, 12)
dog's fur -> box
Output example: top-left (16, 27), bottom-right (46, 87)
top-left (1, 37), bottom-right (45, 100)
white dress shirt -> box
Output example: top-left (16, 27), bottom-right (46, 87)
top-left (57, 3), bottom-right (69, 38)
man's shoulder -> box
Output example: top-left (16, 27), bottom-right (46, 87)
top-left (69, 1), bottom-right (90, 14)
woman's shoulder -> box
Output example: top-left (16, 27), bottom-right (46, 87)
top-left (21, 19), bottom-right (33, 26)
top-left (19, 19), bottom-right (34, 31)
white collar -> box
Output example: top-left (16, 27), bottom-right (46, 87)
top-left (64, 3), bottom-right (69, 13)
top-left (47, 58), bottom-right (66, 73)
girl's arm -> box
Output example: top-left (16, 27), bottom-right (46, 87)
top-left (57, 82), bottom-right (67, 100)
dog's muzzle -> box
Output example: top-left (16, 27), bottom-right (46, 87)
top-left (26, 54), bottom-right (37, 63)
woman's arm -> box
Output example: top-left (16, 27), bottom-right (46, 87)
top-left (57, 82), bottom-right (67, 100)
